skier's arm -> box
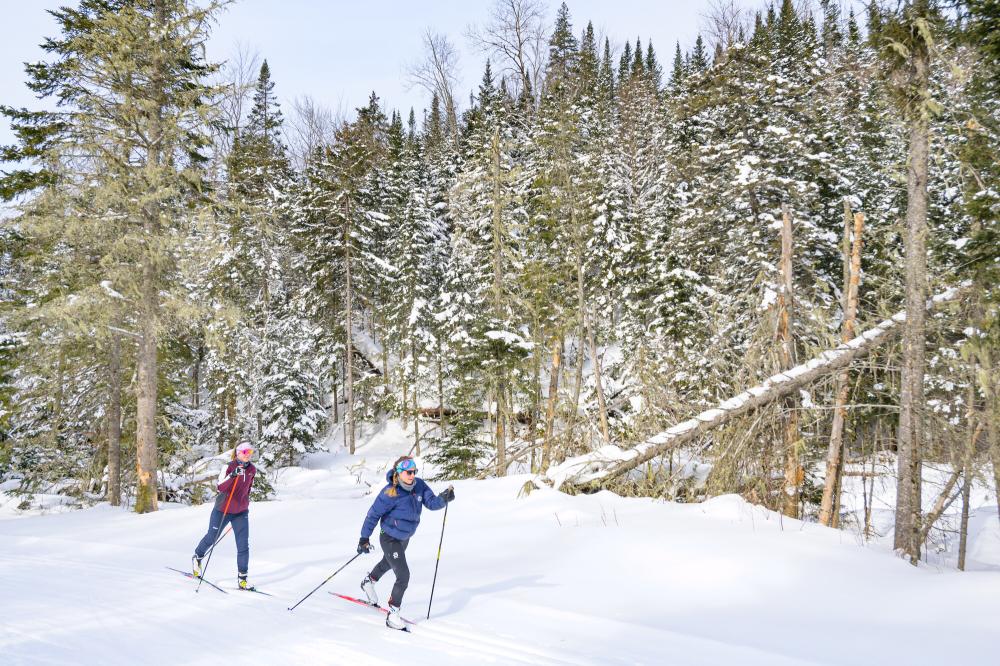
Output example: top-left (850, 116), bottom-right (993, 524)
top-left (422, 482), bottom-right (449, 510)
top-left (217, 462), bottom-right (238, 492)
top-left (360, 491), bottom-right (391, 538)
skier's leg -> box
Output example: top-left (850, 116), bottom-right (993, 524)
top-left (231, 511), bottom-right (249, 574)
top-left (369, 533), bottom-right (393, 581)
top-left (194, 508), bottom-right (227, 558)
top-left (379, 532), bottom-right (411, 607)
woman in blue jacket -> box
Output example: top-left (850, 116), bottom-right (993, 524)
top-left (357, 455), bottom-right (454, 629)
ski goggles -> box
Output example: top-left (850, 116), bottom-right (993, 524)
top-left (395, 459), bottom-right (417, 475)
top-left (236, 446), bottom-right (254, 456)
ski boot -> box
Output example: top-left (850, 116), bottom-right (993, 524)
top-left (191, 555), bottom-right (202, 578)
top-left (238, 573), bottom-right (254, 591)
top-left (361, 575), bottom-right (379, 606)
top-left (385, 602), bottom-right (406, 631)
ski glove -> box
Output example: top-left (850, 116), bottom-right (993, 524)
top-left (357, 537), bottom-right (372, 554)
top-left (440, 486), bottom-right (455, 503)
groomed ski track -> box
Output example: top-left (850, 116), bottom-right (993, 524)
top-left (2, 423), bottom-right (998, 665)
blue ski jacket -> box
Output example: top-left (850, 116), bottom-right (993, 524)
top-left (361, 470), bottom-right (447, 540)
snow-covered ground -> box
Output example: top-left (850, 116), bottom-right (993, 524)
top-left (2, 421), bottom-right (999, 666)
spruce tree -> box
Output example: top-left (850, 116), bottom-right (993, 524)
top-left (2, 0), bottom-right (223, 512)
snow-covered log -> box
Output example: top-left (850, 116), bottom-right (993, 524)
top-left (541, 286), bottom-right (965, 493)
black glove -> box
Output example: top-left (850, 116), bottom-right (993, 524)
top-left (440, 486), bottom-right (455, 503)
top-left (357, 537), bottom-right (372, 554)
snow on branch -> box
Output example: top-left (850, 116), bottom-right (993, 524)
top-left (538, 285), bottom-right (966, 493)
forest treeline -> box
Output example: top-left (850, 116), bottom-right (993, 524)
top-left (1, 0), bottom-right (997, 564)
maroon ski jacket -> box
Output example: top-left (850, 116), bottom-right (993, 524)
top-left (213, 460), bottom-right (256, 514)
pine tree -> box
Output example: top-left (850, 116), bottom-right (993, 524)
top-left (598, 38), bottom-right (615, 104)
top-left (618, 41), bottom-right (633, 87)
top-left (645, 42), bottom-right (662, 91)
top-left (631, 38), bottom-right (645, 80)
top-left (689, 34), bottom-right (709, 73)
top-left (293, 93), bottom-right (390, 454)
top-left (578, 22), bottom-right (599, 102)
top-left (443, 61), bottom-right (528, 475)
top-left (670, 42), bottom-right (685, 92)
top-left (2, 0), bottom-right (224, 512)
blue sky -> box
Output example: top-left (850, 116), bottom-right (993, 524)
top-left (1, 1), bottom-right (764, 155)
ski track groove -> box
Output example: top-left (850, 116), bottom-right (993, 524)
top-left (417, 619), bottom-right (594, 666)
top-left (3, 552), bottom-right (587, 664)
top-left (325, 592), bottom-right (589, 665)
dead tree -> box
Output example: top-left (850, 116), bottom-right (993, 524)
top-left (407, 30), bottom-right (461, 140)
top-left (778, 204), bottom-right (801, 518)
top-left (533, 286), bottom-right (963, 494)
top-left (467, 0), bottom-right (547, 105)
top-left (819, 208), bottom-right (865, 526)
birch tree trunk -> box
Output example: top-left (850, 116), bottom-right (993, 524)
top-left (894, 10), bottom-right (931, 561)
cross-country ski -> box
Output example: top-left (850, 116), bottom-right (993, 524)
top-left (331, 592), bottom-right (418, 626)
top-left (165, 566), bottom-right (227, 595)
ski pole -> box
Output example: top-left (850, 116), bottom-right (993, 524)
top-left (287, 552), bottom-right (363, 611)
top-left (426, 496), bottom-right (450, 620)
top-left (196, 466), bottom-right (240, 594)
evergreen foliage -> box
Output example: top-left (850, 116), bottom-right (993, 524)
top-left (1, 1), bottom-right (997, 542)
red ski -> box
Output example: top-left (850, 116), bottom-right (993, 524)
top-left (330, 592), bottom-right (417, 627)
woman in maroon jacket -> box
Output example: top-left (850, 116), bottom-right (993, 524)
top-left (191, 441), bottom-right (257, 589)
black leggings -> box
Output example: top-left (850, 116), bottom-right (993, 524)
top-left (369, 531), bottom-right (410, 606)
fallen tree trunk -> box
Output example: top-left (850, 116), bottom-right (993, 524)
top-left (538, 286), bottom-right (965, 493)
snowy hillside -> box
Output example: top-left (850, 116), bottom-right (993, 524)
top-left (2, 423), bottom-right (999, 666)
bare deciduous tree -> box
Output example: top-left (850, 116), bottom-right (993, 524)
top-left (286, 95), bottom-right (343, 169)
top-left (213, 42), bottom-right (260, 166)
top-left (467, 0), bottom-right (548, 106)
top-left (701, 0), bottom-right (749, 54)
top-left (406, 30), bottom-right (461, 140)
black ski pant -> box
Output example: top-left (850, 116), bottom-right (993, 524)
top-left (368, 531), bottom-right (410, 607)
top-left (195, 508), bottom-right (249, 574)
